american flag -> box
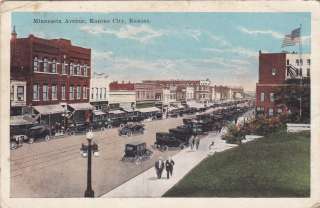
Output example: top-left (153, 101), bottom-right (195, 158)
top-left (281, 27), bottom-right (301, 48)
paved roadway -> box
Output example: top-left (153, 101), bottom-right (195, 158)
top-left (10, 117), bottom-right (184, 197)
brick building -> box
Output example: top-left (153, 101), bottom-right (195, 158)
top-left (10, 28), bottom-right (92, 124)
top-left (256, 51), bottom-right (310, 116)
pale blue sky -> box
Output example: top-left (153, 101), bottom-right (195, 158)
top-left (12, 12), bottom-right (311, 90)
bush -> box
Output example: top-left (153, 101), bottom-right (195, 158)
top-left (222, 123), bottom-right (245, 144)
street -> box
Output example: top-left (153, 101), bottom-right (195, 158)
top-left (10, 117), bottom-right (184, 197)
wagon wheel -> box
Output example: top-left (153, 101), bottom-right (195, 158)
top-left (28, 138), bottom-right (35, 144)
top-left (10, 142), bottom-right (18, 150)
top-left (45, 135), bottom-right (51, 142)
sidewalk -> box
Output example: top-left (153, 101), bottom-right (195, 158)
top-left (101, 111), bottom-right (257, 198)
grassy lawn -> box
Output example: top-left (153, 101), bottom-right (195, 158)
top-left (164, 129), bottom-right (310, 197)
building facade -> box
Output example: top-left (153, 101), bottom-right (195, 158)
top-left (10, 28), bottom-right (92, 124)
top-left (256, 51), bottom-right (310, 116)
top-left (90, 72), bottom-right (110, 111)
top-left (109, 81), bottom-right (136, 109)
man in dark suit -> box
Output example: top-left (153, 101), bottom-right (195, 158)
top-left (155, 157), bottom-right (164, 179)
top-left (165, 157), bottom-right (175, 179)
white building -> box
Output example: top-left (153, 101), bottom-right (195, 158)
top-left (162, 87), bottom-right (177, 105)
top-left (185, 86), bottom-right (194, 101)
top-left (285, 53), bottom-right (311, 79)
top-left (89, 73), bottom-right (111, 111)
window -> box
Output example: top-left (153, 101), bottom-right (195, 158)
top-left (300, 59), bottom-right (303, 65)
top-left (43, 84), bottom-right (48, 101)
top-left (76, 65), bottom-right (81, 75)
top-left (61, 85), bottom-right (66, 100)
top-left (104, 88), bottom-right (106, 99)
top-left (52, 59), bottom-right (57, 73)
top-left (73, 86), bottom-right (77, 100)
top-left (83, 66), bottom-right (87, 76)
top-left (95, 88), bottom-right (98, 99)
top-left (286, 59), bottom-right (289, 65)
top-left (70, 63), bottom-right (74, 75)
top-left (296, 59), bottom-right (299, 66)
top-left (100, 88), bottom-right (102, 99)
top-left (307, 59), bottom-right (311, 65)
top-left (10, 86), bottom-right (14, 101)
top-left (33, 84), bottom-right (39, 100)
top-left (277, 108), bottom-right (283, 113)
top-left (83, 86), bottom-right (87, 99)
top-left (17, 86), bottom-right (24, 101)
top-left (268, 108), bottom-right (274, 116)
top-left (299, 68), bottom-right (302, 76)
top-left (69, 85), bottom-right (74, 100)
top-left (91, 88), bottom-right (94, 99)
top-left (307, 68), bottom-right (310, 77)
top-left (43, 58), bottom-right (48, 72)
top-left (271, 68), bottom-right (276, 76)
top-left (33, 57), bottom-right (38, 71)
top-left (269, 92), bottom-right (274, 102)
top-left (260, 92), bottom-right (265, 102)
top-left (62, 61), bottom-right (66, 74)
top-left (52, 85), bottom-right (57, 100)
top-left (77, 86), bottom-right (81, 99)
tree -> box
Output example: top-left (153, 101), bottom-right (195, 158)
top-left (274, 77), bottom-right (310, 123)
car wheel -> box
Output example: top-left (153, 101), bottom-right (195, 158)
top-left (28, 138), bottom-right (34, 144)
top-left (45, 135), bottom-right (51, 142)
top-left (101, 127), bottom-right (106, 131)
top-left (180, 144), bottom-right (185, 150)
top-left (127, 132), bottom-right (132, 137)
top-left (10, 142), bottom-right (18, 150)
top-left (107, 124), bottom-right (112, 129)
top-left (163, 145), bottom-right (168, 151)
top-left (120, 124), bottom-right (125, 128)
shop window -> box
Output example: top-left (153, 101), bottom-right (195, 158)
top-left (17, 86), bottom-right (24, 101)
top-left (33, 84), bottom-right (39, 100)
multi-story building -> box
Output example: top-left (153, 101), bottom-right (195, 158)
top-left (109, 81), bottom-right (136, 110)
top-left (10, 28), bottom-right (93, 124)
top-left (256, 51), bottom-right (310, 116)
top-left (134, 82), bottom-right (158, 108)
top-left (90, 72), bottom-right (110, 111)
top-left (10, 80), bottom-right (27, 115)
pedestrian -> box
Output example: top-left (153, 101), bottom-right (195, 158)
top-left (168, 157), bottom-right (175, 177)
top-left (190, 136), bottom-right (195, 150)
top-left (195, 136), bottom-right (200, 150)
top-left (154, 157), bottom-right (164, 179)
top-left (165, 159), bottom-right (171, 179)
top-left (208, 141), bottom-right (214, 150)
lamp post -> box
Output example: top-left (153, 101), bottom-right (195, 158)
top-left (80, 130), bottom-right (99, 198)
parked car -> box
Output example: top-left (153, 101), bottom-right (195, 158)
top-left (105, 117), bottom-right (128, 128)
top-left (154, 132), bottom-right (186, 151)
top-left (121, 142), bottom-right (153, 162)
top-left (119, 123), bottom-right (145, 136)
top-left (27, 124), bottom-right (51, 143)
top-left (66, 122), bottom-right (92, 135)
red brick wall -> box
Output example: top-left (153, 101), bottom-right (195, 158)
top-left (258, 53), bottom-right (286, 84)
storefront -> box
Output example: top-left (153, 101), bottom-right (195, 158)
top-left (68, 103), bottom-right (95, 124)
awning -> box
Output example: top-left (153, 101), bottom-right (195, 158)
top-left (137, 107), bottom-right (161, 113)
top-left (33, 104), bottom-right (65, 115)
top-left (121, 107), bottom-right (135, 112)
top-left (93, 110), bottom-right (106, 116)
top-left (68, 103), bottom-right (95, 111)
top-left (168, 106), bottom-right (178, 111)
top-left (109, 110), bottom-right (124, 114)
top-left (187, 102), bottom-right (204, 109)
top-left (10, 115), bottom-right (37, 126)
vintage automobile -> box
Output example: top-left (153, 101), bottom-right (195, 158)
top-left (118, 123), bottom-right (145, 136)
top-left (104, 117), bottom-right (128, 128)
top-left (27, 124), bottom-right (52, 144)
top-left (152, 112), bottom-right (163, 120)
top-left (121, 141), bottom-right (153, 162)
top-left (154, 132), bottom-right (187, 151)
top-left (169, 127), bottom-right (194, 144)
top-left (66, 122), bottom-right (92, 135)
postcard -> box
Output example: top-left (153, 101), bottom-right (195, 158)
top-left (1, 1), bottom-right (320, 208)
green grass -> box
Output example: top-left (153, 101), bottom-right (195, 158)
top-left (164, 129), bottom-right (310, 197)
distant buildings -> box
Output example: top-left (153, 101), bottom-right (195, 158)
top-left (256, 51), bottom-right (311, 116)
top-left (90, 72), bottom-right (110, 111)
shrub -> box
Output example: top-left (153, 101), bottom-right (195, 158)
top-left (222, 123), bottom-right (245, 144)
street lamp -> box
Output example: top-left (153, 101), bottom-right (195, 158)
top-left (80, 130), bottom-right (99, 198)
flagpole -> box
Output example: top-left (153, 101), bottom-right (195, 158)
top-left (299, 24), bottom-right (302, 119)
